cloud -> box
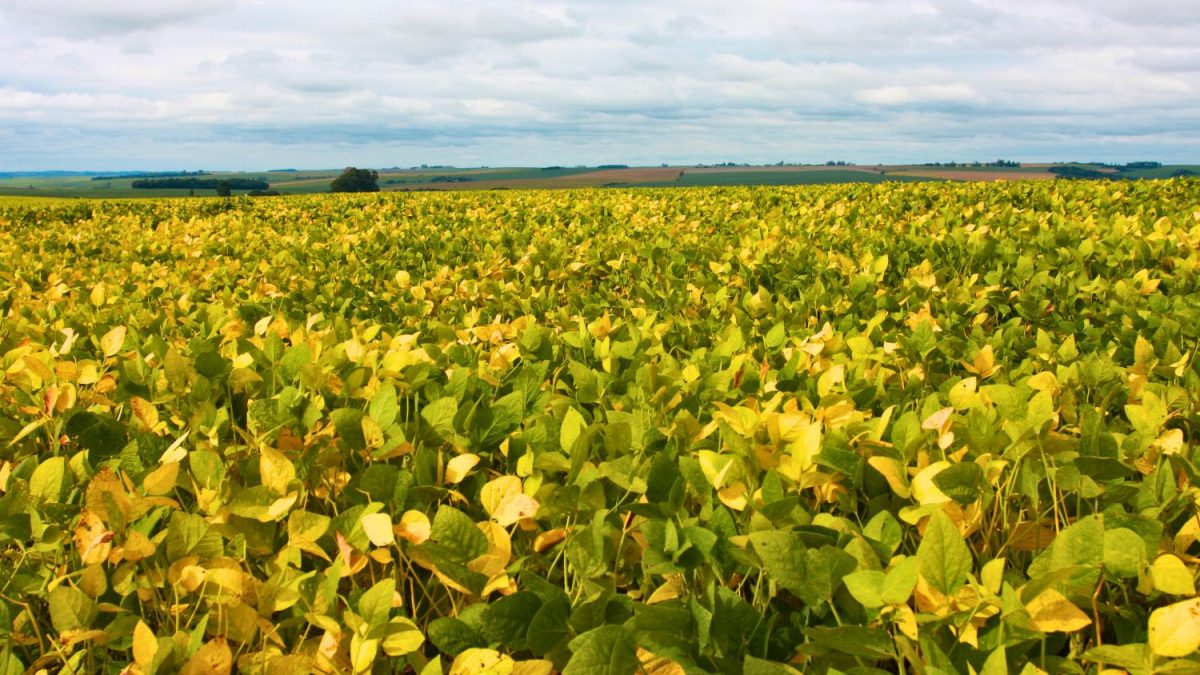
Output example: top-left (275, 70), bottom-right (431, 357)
top-left (0, 0), bottom-right (1197, 169)
top-left (857, 84), bottom-right (979, 106)
top-left (0, 0), bottom-right (234, 36)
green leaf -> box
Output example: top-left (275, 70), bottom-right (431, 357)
top-left (749, 531), bottom-right (857, 605)
top-left (980, 644), bottom-right (1008, 675)
top-left (29, 457), bottom-right (68, 503)
top-left (1082, 643), bottom-right (1150, 671)
top-left (843, 570), bottom-right (885, 608)
top-left (331, 408), bottom-right (366, 449)
top-left (381, 617), bottom-right (425, 657)
top-left (64, 411), bottom-right (127, 461)
top-left (804, 625), bottom-right (896, 660)
top-left (427, 617), bottom-right (485, 656)
top-left (0, 649), bottom-right (25, 675)
top-left (421, 397), bottom-right (459, 442)
top-left (526, 596), bottom-right (571, 657)
top-left (48, 585), bottom-right (97, 633)
top-left (166, 511), bottom-right (223, 561)
top-left (430, 505), bottom-right (487, 561)
top-left (1102, 528), bottom-right (1146, 579)
top-left (481, 591), bottom-right (542, 649)
top-left (563, 625), bottom-right (639, 675)
top-left (358, 578), bottom-right (395, 627)
top-left (1029, 515), bottom-right (1103, 578)
top-left (743, 656), bottom-right (802, 674)
top-left (369, 385), bottom-right (400, 429)
top-left (931, 462), bottom-right (983, 505)
top-left (881, 556), bottom-right (920, 605)
top-left (917, 510), bottom-right (972, 595)
top-left (561, 407), bottom-right (586, 454)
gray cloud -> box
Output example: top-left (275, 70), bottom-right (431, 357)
top-left (0, 0), bottom-right (1197, 170)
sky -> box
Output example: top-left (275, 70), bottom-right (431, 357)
top-left (1, 0), bottom-right (1198, 170)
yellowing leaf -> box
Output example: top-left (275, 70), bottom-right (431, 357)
top-left (361, 513), bottom-right (395, 547)
top-left (361, 415), bottom-right (384, 450)
top-left (868, 456), bottom-right (911, 499)
top-left (100, 325), bottom-right (127, 357)
top-left (445, 453), bottom-right (480, 484)
top-left (450, 648), bottom-right (515, 675)
top-left (481, 476), bottom-right (522, 515)
top-left (1025, 589), bottom-right (1092, 633)
top-left (718, 482), bottom-right (748, 511)
top-left (74, 509), bottom-right (113, 566)
top-left (122, 529), bottom-right (157, 562)
top-left (1149, 598), bottom-right (1200, 657)
top-left (533, 527), bottom-right (567, 553)
top-left (1151, 554), bottom-right (1196, 596)
top-left (492, 493), bottom-right (539, 527)
top-left (480, 475), bottom-right (539, 526)
top-left (180, 637), bottom-right (233, 675)
top-left (511, 661), bottom-right (554, 675)
top-left (396, 510), bottom-right (431, 544)
top-left (911, 461), bottom-right (952, 506)
top-left (133, 620), bottom-right (158, 668)
top-left (142, 461), bottom-right (179, 496)
top-left (130, 396), bottom-right (160, 433)
top-left (698, 450), bottom-right (736, 489)
top-left (259, 446), bottom-right (296, 496)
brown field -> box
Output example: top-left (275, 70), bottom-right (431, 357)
top-left (685, 165), bottom-right (883, 175)
top-left (895, 169), bottom-right (1056, 181)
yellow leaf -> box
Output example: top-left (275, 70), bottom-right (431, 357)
top-left (361, 512), bottom-right (395, 547)
top-left (74, 509), bottom-right (113, 566)
top-left (1149, 598), bottom-right (1200, 657)
top-left (130, 396), bottom-right (160, 432)
top-left (892, 603), bottom-right (919, 640)
top-left (638, 648), bottom-right (688, 675)
top-left (180, 637), bottom-right (233, 675)
top-left (179, 565), bottom-right (207, 592)
top-left (921, 407), bottom-right (954, 433)
top-left (100, 325), bottom-right (127, 357)
top-left (1025, 589), bottom-right (1092, 633)
top-left (361, 415), bottom-right (384, 450)
top-left (445, 453), bottom-right (480, 484)
top-left (396, 510), bottom-right (431, 544)
top-left (159, 431), bottom-right (190, 464)
top-left (533, 527), bottom-right (567, 553)
top-left (1027, 371), bottom-right (1059, 393)
top-left (122, 529), bottom-right (158, 562)
top-left (911, 461), bottom-right (952, 506)
top-left (698, 450), bottom-right (736, 489)
top-left (481, 476), bottom-right (522, 516)
top-left (133, 620), bottom-right (158, 668)
top-left (511, 660), bottom-right (554, 675)
top-left (492, 492), bottom-right (539, 527)
top-left (142, 462), bottom-right (179, 496)
top-left (867, 456), bottom-right (911, 499)
top-left (469, 521), bottom-right (513, 582)
top-left (450, 648), bottom-right (514, 675)
top-left (718, 483), bottom-right (748, 511)
top-left (647, 574), bottom-right (686, 604)
top-left (1150, 554), bottom-right (1196, 596)
top-left (259, 447), bottom-right (295, 496)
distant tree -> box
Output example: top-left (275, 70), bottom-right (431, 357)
top-left (216, 180), bottom-right (232, 197)
top-left (331, 167), bottom-right (380, 193)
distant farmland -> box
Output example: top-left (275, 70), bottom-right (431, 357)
top-left (1, 162), bottom-right (1196, 199)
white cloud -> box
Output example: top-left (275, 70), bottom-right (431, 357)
top-left (0, 0), bottom-right (1197, 169)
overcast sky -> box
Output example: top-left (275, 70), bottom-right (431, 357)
top-left (1, 0), bottom-right (1198, 170)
